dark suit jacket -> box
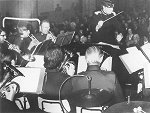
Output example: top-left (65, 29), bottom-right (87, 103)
top-left (34, 32), bottom-right (47, 42)
top-left (72, 65), bottom-right (125, 104)
top-left (0, 97), bottom-right (20, 113)
top-left (42, 69), bottom-right (72, 100)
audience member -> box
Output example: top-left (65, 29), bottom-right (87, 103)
top-left (72, 46), bottom-right (125, 104)
top-left (55, 4), bottom-right (62, 12)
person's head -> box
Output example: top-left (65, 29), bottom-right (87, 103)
top-left (40, 19), bottom-right (50, 34)
top-left (44, 44), bottom-right (65, 70)
top-left (85, 46), bottom-right (103, 66)
top-left (17, 23), bottom-right (30, 38)
top-left (0, 28), bottom-right (6, 43)
top-left (133, 34), bottom-right (140, 44)
top-left (101, 0), bottom-right (114, 15)
top-left (127, 28), bottom-right (133, 35)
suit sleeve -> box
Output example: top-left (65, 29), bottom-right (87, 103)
top-left (89, 13), bottom-right (102, 33)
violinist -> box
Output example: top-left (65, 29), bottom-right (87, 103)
top-left (90, 0), bottom-right (124, 45)
top-left (34, 19), bottom-right (57, 43)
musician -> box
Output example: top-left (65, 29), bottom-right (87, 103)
top-left (72, 46), bottom-right (125, 104)
top-left (7, 23), bottom-right (33, 56)
top-left (0, 52), bottom-right (20, 112)
top-left (42, 44), bottom-right (72, 99)
top-left (90, 0), bottom-right (124, 45)
top-left (34, 19), bottom-right (57, 43)
top-left (0, 28), bottom-right (9, 53)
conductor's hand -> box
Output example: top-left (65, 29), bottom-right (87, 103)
top-left (96, 21), bottom-right (104, 32)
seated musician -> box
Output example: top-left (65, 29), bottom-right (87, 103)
top-left (7, 22), bottom-right (33, 55)
top-left (34, 19), bottom-right (57, 43)
top-left (0, 51), bottom-right (20, 112)
top-left (72, 46), bottom-right (125, 104)
top-left (42, 44), bottom-right (72, 99)
top-left (0, 28), bottom-right (11, 53)
top-left (0, 28), bottom-right (28, 66)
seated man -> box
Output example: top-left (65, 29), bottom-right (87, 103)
top-left (72, 46), bottom-right (125, 104)
top-left (42, 44), bottom-right (72, 99)
top-left (0, 51), bottom-right (20, 113)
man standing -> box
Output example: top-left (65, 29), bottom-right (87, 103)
top-left (90, 0), bottom-right (124, 45)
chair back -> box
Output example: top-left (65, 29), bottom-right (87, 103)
top-left (38, 96), bottom-right (71, 113)
top-left (76, 106), bottom-right (104, 113)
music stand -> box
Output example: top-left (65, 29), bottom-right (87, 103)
top-left (32, 40), bottom-right (54, 55)
top-left (55, 35), bottom-right (66, 46)
top-left (61, 31), bottom-right (75, 46)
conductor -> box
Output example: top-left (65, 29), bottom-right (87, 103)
top-left (90, 0), bottom-right (124, 45)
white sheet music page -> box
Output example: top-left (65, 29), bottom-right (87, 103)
top-left (26, 55), bottom-right (44, 68)
top-left (77, 56), bottom-right (112, 74)
top-left (144, 63), bottom-right (150, 88)
top-left (140, 43), bottom-right (150, 61)
top-left (12, 67), bottom-right (45, 94)
top-left (119, 46), bottom-right (149, 74)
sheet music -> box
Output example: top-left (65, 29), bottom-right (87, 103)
top-left (140, 43), bottom-right (150, 61)
top-left (26, 55), bottom-right (44, 68)
top-left (119, 46), bottom-right (149, 74)
top-left (77, 55), bottom-right (112, 74)
top-left (126, 46), bottom-right (139, 53)
top-left (12, 67), bottom-right (45, 94)
top-left (144, 63), bottom-right (150, 88)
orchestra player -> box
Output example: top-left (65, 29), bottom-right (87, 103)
top-left (90, 0), bottom-right (124, 45)
top-left (34, 19), bottom-right (57, 43)
top-left (7, 22), bottom-right (32, 55)
top-left (72, 46), bottom-right (125, 104)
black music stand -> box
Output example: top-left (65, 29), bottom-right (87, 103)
top-left (32, 40), bottom-right (54, 55)
top-left (60, 31), bottom-right (75, 46)
top-left (55, 35), bottom-right (66, 46)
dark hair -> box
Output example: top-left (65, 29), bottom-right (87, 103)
top-left (44, 44), bottom-right (65, 70)
top-left (101, 0), bottom-right (114, 7)
top-left (17, 22), bottom-right (28, 35)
